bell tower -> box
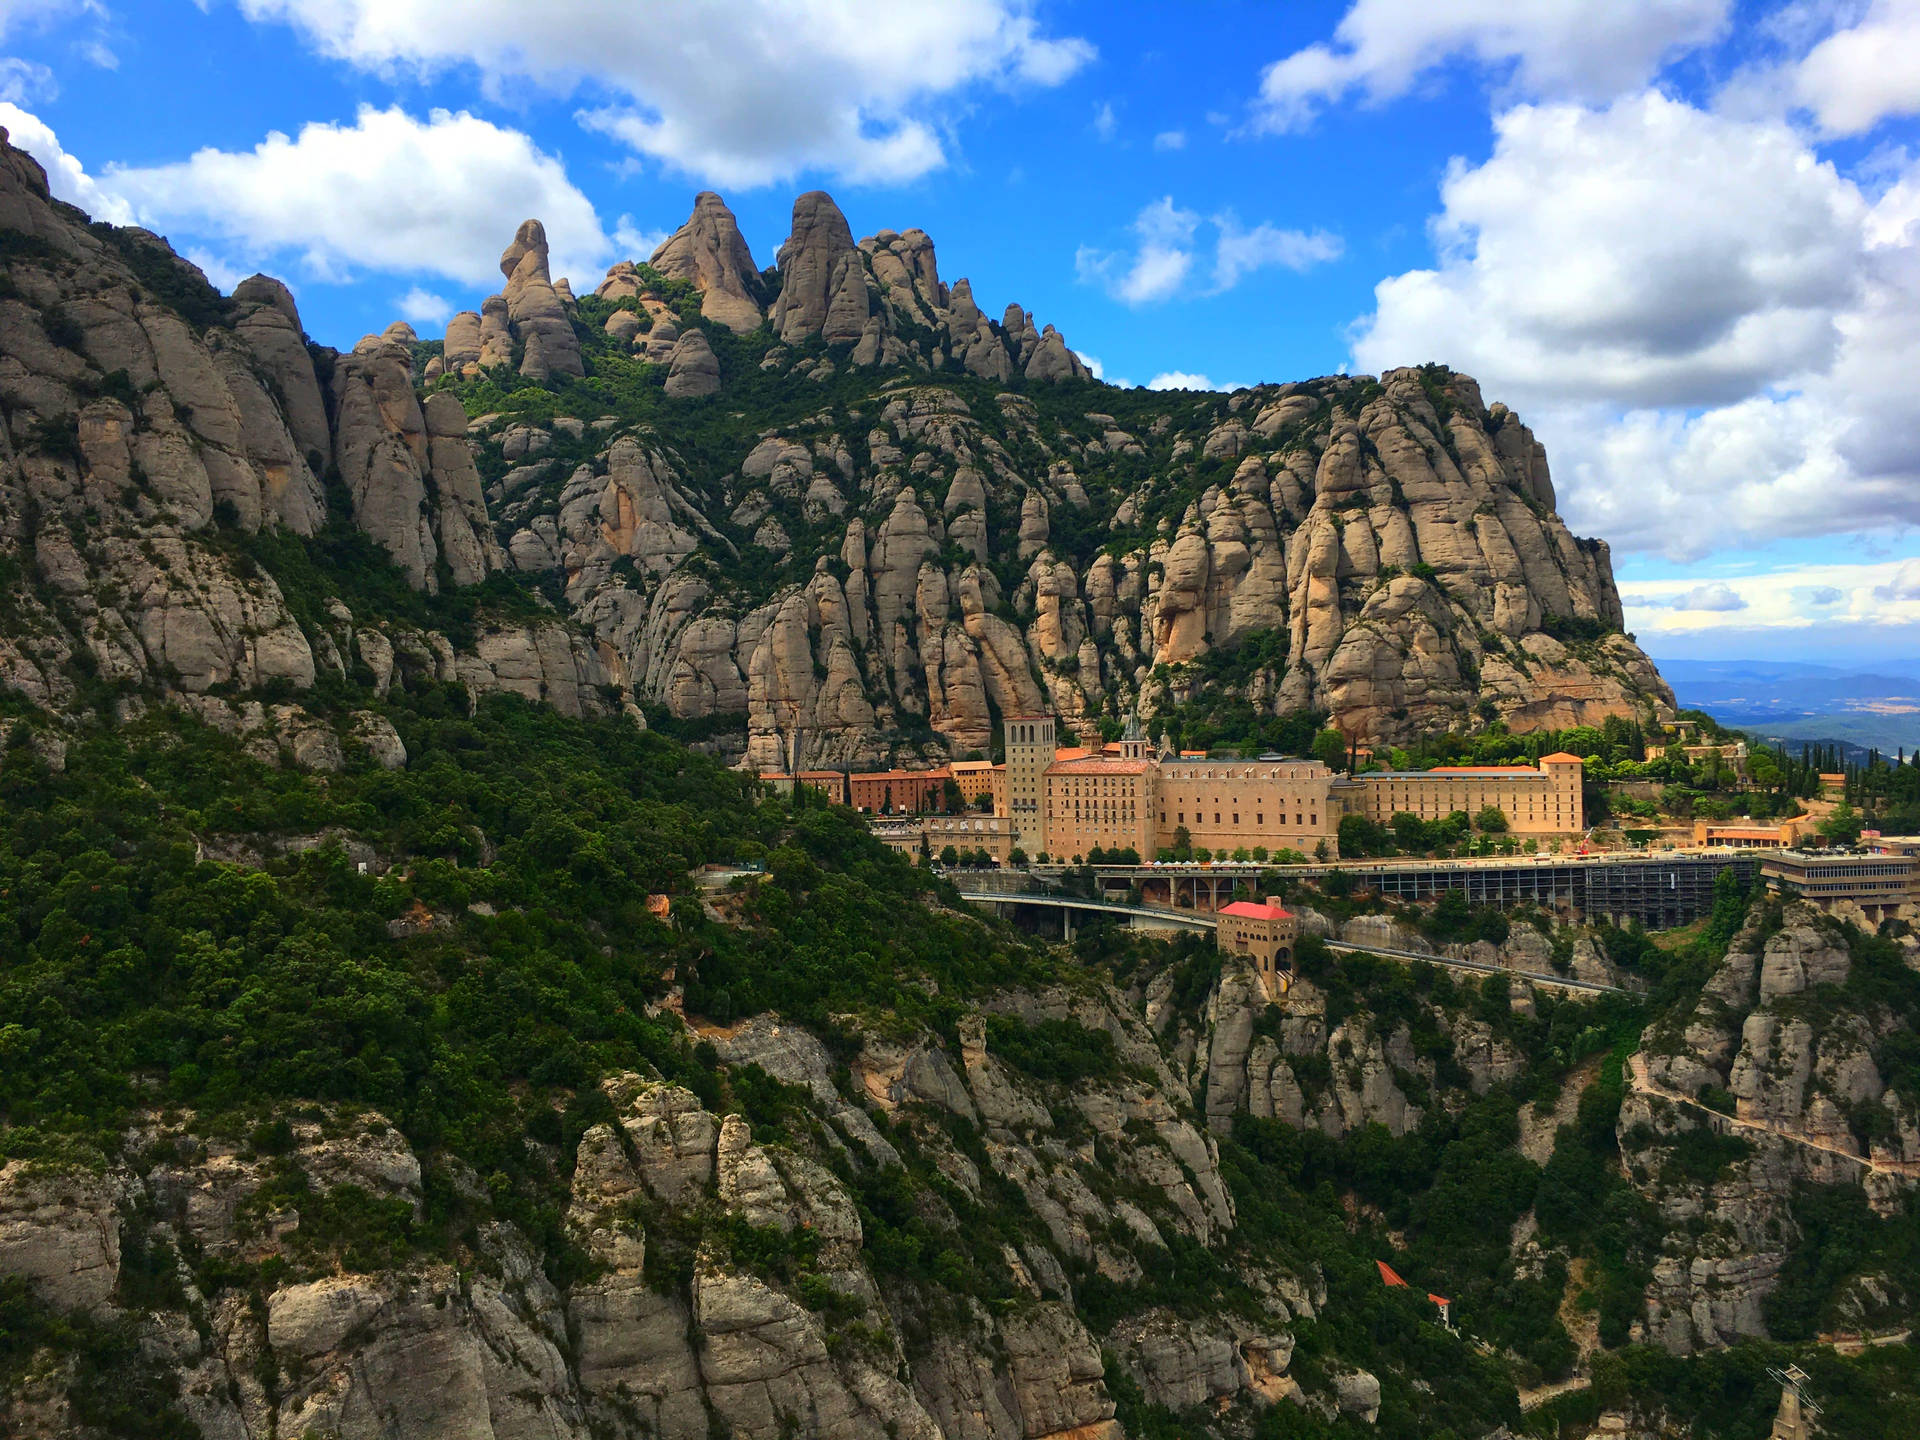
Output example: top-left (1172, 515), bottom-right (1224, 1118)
top-left (1004, 714), bottom-right (1055, 855)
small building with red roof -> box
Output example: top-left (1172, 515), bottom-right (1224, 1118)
top-left (1217, 895), bottom-right (1298, 999)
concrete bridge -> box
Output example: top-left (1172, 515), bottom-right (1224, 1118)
top-left (956, 890), bottom-right (1627, 996)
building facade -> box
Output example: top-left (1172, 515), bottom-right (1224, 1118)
top-left (847, 716), bottom-right (1586, 865)
top-left (948, 759), bottom-right (1004, 812)
top-left (1216, 897), bottom-right (1298, 999)
top-left (1761, 849), bottom-right (1918, 922)
top-left (849, 767), bottom-right (948, 814)
top-left (1005, 714), bottom-right (1056, 854)
top-left (1155, 754), bottom-right (1337, 857)
top-left (1334, 753), bottom-right (1584, 837)
top-left (759, 770), bottom-right (849, 805)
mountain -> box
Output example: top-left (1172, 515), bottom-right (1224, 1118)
top-left (0, 130), bottom-right (1671, 763)
top-left (1662, 660), bottom-right (1920, 761)
top-left (7, 126), bottom-right (1915, 1440)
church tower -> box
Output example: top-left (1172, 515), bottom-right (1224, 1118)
top-left (1004, 714), bottom-right (1056, 855)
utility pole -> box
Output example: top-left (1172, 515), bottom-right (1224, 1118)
top-left (1765, 1364), bottom-right (1819, 1440)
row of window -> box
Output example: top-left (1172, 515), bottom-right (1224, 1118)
top-left (1163, 811), bottom-right (1318, 828)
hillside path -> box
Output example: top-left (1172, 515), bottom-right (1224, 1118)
top-left (1627, 1052), bottom-right (1920, 1179)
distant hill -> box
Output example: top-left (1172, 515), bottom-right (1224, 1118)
top-left (1663, 657), bottom-right (1920, 758)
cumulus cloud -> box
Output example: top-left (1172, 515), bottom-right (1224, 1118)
top-left (1153, 129), bottom-right (1185, 151)
top-left (1620, 558), bottom-right (1920, 634)
top-left (396, 286), bottom-right (452, 327)
top-left (1876, 558), bottom-right (1920, 602)
top-left (1148, 371), bottom-right (1249, 393)
top-left (1092, 102), bottom-right (1117, 140)
top-left (1355, 93), bottom-right (1864, 409)
top-left (1682, 582), bottom-right (1747, 611)
top-left (1075, 352), bottom-right (1132, 388)
top-left (1350, 90), bottom-right (1920, 559)
top-left (238, 0), bottom-right (1092, 188)
top-left (1212, 215), bottom-right (1343, 289)
top-left (1250, 0), bottom-right (1729, 132)
top-left (102, 105), bottom-right (611, 289)
top-left (1793, 0), bottom-right (1920, 137)
top-left (1076, 196), bottom-right (1198, 305)
top-left (612, 215), bottom-right (667, 258)
top-left (0, 100), bottom-right (131, 222)
top-left (1081, 198), bottom-right (1341, 306)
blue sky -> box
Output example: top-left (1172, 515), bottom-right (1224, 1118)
top-left (3, 0), bottom-right (1919, 668)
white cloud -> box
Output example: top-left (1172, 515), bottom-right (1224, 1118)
top-left (1081, 198), bottom-right (1340, 307)
top-left (101, 105), bottom-right (611, 289)
top-left (1793, 0), bottom-right (1920, 137)
top-left (1350, 91), bottom-right (1920, 560)
top-left (396, 286), bottom-right (453, 327)
top-left (1682, 582), bottom-right (1747, 611)
top-left (1212, 215), bottom-right (1343, 289)
top-left (182, 247), bottom-right (248, 294)
top-left (1355, 94), bottom-right (1864, 410)
top-left (238, 0), bottom-right (1092, 189)
top-left (0, 100), bottom-right (131, 222)
top-left (1250, 0), bottom-right (1730, 132)
top-left (1076, 351), bottom-right (1132, 388)
top-left (1092, 101), bottom-right (1117, 140)
top-left (1152, 129), bottom-right (1185, 151)
top-left (1147, 371), bottom-right (1249, 392)
top-left (1877, 558), bottom-right (1920, 602)
top-left (1621, 558), bottom-right (1920, 634)
top-left (612, 214), bottom-right (667, 259)
top-left (1077, 195), bottom-right (1198, 305)
top-left (0, 56), bottom-right (55, 104)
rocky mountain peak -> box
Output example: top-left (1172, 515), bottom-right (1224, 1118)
top-left (495, 217), bottom-right (583, 382)
top-left (772, 189), bottom-right (868, 345)
top-left (649, 189), bottom-right (766, 334)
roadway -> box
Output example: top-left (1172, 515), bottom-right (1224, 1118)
top-left (956, 891), bottom-right (1627, 995)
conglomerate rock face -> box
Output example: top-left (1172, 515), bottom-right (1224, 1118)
top-left (1625, 902), bottom-right (1920, 1354)
top-left (0, 123), bottom-right (1670, 761)
top-left (0, 985), bottom-right (1315, 1440)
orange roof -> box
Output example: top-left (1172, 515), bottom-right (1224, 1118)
top-left (1538, 752), bottom-right (1586, 764)
top-left (1048, 755), bottom-right (1150, 775)
top-left (949, 760), bottom-right (995, 773)
top-left (1221, 900), bottom-right (1291, 921)
top-left (1053, 746), bottom-right (1091, 763)
top-left (1428, 765), bottom-right (1540, 773)
top-left (1377, 1261), bottom-right (1407, 1287)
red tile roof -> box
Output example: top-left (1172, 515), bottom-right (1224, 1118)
top-left (1048, 755), bottom-right (1150, 775)
top-left (1220, 900), bottom-right (1291, 921)
top-left (1538, 752), bottom-right (1586, 764)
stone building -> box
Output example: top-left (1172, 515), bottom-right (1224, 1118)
top-left (1005, 714), bottom-right (1057, 855)
top-left (1216, 897), bottom-right (1297, 999)
top-left (1332, 753), bottom-right (1585, 837)
top-left (949, 758), bottom-right (1004, 812)
top-left (1155, 753), bottom-right (1337, 857)
top-left (849, 767), bottom-right (948, 814)
top-left (758, 769), bottom-right (849, 805)
top-left (850, 717), bottom-right (1586, 864)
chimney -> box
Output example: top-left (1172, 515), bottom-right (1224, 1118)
top-left (1265, 895), bottom-right (1283, 908)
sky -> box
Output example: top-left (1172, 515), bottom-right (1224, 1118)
top-left (1, 0), bottom-right (1918, 669)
